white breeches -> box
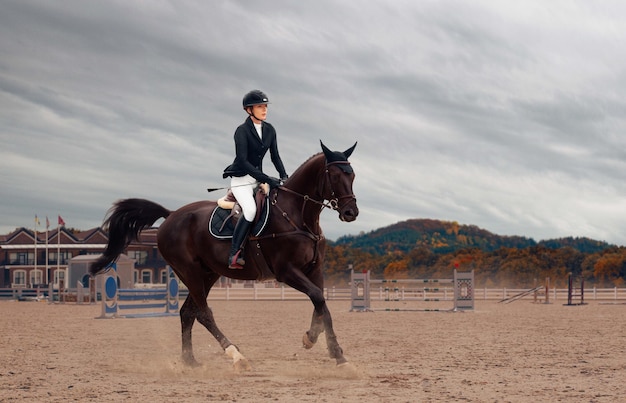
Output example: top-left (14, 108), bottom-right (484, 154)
top-left (230, 175), bottom-right (257, 222)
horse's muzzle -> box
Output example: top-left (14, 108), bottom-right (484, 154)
top-left (339, 204), bottom-right (359, 222)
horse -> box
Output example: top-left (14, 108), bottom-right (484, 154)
top-left (90, 141), bottom-right (359, 371)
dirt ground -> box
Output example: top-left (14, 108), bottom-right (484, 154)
top-left (1, 298), bottom-right (625, 402)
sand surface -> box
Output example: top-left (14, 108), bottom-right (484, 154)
top-left (1, 298), bottom-right (625, 402)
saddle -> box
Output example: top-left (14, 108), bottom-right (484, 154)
top-left (208, 184), bottom-right (270, 239)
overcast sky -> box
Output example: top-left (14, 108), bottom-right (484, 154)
top-left (1, 0), bottom-right (626, 246)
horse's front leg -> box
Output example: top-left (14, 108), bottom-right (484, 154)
top-left (302, 309), bottom-right (347, 366)
top-left (302, 312), bottom-right (324, 349)
top-left (315, 303), bottom-right (347, 365)
top-left (283, 270), bottom-right (347, 366)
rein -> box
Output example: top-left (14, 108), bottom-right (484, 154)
top-left (278, 161), bottom-right (356, 212)
top-left (250, 160), bottom-right (356, 243)
top-left (247, 157), bottom-right (356, 273)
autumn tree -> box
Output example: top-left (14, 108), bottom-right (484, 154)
top-left (383, 259), bottom-right (409, 279)
top-left (593, 251), bottom-right (626, 286)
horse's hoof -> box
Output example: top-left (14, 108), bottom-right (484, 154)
top-left (336, 357), bottom-right (349, 366)
top-left (334, 361), bottom-right (360, 379)
top-left (225, 345), bottom-right (252, 372)
top-left (302, 333), bottom-right (315, 349)
top-left (233, 358), bottom-right (252, 373)
top-left (182, 354), bottom-right (201, 367)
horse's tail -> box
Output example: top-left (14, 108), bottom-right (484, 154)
top-left (90, 198), bottom-right (170, 275)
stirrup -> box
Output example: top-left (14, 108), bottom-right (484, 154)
top-left (228, 250), bottom-right (245, 269)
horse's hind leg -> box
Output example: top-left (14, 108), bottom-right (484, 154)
top-left (184, 271), bottom-right (251, 371)
top-left (180, 293), bottom-right (201, 366)
top-left (179, 272), bottom-right (221, 365)
top-left (195, 301), bottom-right (252, 372)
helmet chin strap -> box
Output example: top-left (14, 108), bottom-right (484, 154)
top-left (247, 108), bottom-right (265, 123)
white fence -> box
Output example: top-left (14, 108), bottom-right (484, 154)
top-left (196, 284), bottom-right (626, 302)
top-left (2, 284), bottom-right (626, 302)
top-left (477, 286), bottom-right (626, 302)
top-left (202, 284), bottom-right (352, 301)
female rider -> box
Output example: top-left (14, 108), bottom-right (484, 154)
top-left (222, 90), bottom-right (288, 269)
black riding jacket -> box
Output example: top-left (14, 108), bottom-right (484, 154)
top-left (223, 116), bottom-right (288, 182)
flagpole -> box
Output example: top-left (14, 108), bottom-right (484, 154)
top-left (57, 215), bottom-right (64, 287)
top-left (57, 218), bottom-right (61, 287)
top-left (34, 215), bottom-right (38, 288)
top-left (45, 216), bottom-right (49, 286)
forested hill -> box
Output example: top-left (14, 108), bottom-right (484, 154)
top-left (332, 219), bottom-right (612, 255)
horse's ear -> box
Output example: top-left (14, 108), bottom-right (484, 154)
top-left (343, 142), bottom-right (357, 159)
top-left (320, 140), bottom-right (332, 159)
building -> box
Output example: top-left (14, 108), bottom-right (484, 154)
top-left (69, 253), bottom-right (136, 294)
top-left (0, 226), bottom-right (167, 290)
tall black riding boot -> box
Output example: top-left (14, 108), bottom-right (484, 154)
top-left (228, 218), bottom-right (252, 269)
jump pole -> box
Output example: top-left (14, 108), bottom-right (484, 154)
top-left (350, 269), bottom-right (371, 311)
top-left (565, 272), bottom-right (585, 306)
top-left (350, 269), bottom-right (474, 312)
top-left (533, 277), bottom-right (550, 304)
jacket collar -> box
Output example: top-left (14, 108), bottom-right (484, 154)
top-left (245, 116), bottom-right (265, 144)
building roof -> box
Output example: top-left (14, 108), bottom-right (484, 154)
top-left (0, 227), bottom-right (160, 249)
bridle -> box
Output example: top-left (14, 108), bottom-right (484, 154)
top-left (323, 161), bottom-right (357, 212)
top-left (250, 158), bottom-right (356, 268)
top-left (275, 160), bottom-right (356, 213)
top-left (255, 159), bottom-right (356, 242)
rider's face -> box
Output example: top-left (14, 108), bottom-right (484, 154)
top-left (249, 104), bottom-right (268, 122)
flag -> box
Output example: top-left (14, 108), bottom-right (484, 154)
top-left (46, 216), bottom-right (50, 229)
top-left (58, 215), bottom-right (65, 226)
top-left (35, 215), bottom-right (40, 226)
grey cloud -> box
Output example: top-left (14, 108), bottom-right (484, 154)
top-left (1, 0), bottom-right (626, 245)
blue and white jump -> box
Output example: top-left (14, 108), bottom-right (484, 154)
top-left (98, 264), bottom-right (179, 319)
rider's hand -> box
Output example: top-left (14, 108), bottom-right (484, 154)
top-left (267, 177), bottom-right (281, 189)
top-left (259, 183), bottom-right (270, 195)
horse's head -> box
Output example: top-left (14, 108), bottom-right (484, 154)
top-left (320, 141), bottom-right (359, 222)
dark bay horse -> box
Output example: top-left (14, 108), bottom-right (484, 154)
top-left (90, 141), bottom-right (358, 370)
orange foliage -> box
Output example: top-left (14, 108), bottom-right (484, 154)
top-left (383, 259), bottom-right (409, 279)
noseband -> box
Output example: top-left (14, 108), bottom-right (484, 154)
top-left (324, 161), bottom-right (357, 212)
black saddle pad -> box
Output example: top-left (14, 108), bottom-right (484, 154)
top-left (208, 199), bottom-right (270, 239)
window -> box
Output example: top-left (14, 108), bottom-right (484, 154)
top-left (48, 252), bottom-right (57, 264)
top-left (30, 269), bottom-right (43, 287)
top-left (160, 269), bottom-right (168, 284)
top-left (49, 251), bottom-right (72, 265)
top-left (128, 250), bottom-right (147, 265)
top-left (10, 252), bottom-right (33, 265)
top-left (54, 269), bottom-right (66, 288)
top-left (141, 270), bottom-right (152, 284)
top-left (13, 270), bottom-right (26, 287)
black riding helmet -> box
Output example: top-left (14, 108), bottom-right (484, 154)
top-left (242, 90), bottom-right (269, 108)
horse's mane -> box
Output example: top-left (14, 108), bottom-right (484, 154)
top-left (289, 152), bottom-right (324, 177)
top-left (302, 152), bottom-right (323, 165)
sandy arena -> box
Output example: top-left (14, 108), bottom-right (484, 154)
top-left (1, 298), bottom-right (625, 402)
